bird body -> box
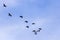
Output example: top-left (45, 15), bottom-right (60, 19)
top-left (3, 4), bottom-right (6, 7)
top-left (25, 21), bottom-right (28, 23)
top-left (32, 30), bottom-right (36, 32)
top-left (20, 16), bottom-right (23, 18)
top-left (32, 23), bottom-right (35, 25)
top-left (26, 26), bottom-right (29, 28)
top-left (32, 30), bottom-right (37, 35)
top-left (39, 28), bottom-right (42, 30)
top-left (8, 13), bottom-right (12, 17)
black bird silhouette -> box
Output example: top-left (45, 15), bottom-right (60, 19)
top-left (37, 28), bottom-right (42, 32)
top-left (32, 23), bottom-right (35, 25)
top-left (26, 26), bottom-right (29, 28)
top-left (3, 4), bottom-right (6, 7)
top-left (8, 13), bottom-right (12, 17)
top-left (20, 16), bottom-right (23, 18)
top-left (32, 30), bottom-right (37, 35)
top-left (25, 21), bottom-right (28, 23)
top-left (32, 30), bottom-right (36, 32)
top-left (39, 28), bottom-right (42, 30)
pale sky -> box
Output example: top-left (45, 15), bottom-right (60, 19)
top-left (0, 0), bottom-right (60, 40)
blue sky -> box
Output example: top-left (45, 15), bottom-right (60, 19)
top-left (0, 0), bottom-right (60, 40)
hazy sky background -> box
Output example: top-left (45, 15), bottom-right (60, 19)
top-left (0, 0), bottom-right (60, 40)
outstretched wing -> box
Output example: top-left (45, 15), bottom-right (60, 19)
top-left (37, 30), bottom-right (40, 32)
top-left (37, 28), bottom-right (42, 32)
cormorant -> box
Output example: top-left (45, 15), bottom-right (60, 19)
top-left (3, 4), bottom-right (6, 7)
top-left (32, 23), bottom-right (35, 25)
top-left (26, 26), bottom-right (29, 28)
top-left (8, 13), bottom-right (12, 17)
top-left (25, 21), bottom-right (28, 23)
top-left (20, 16), bottom-right (23, 18)
top-left (37, 28), bottom-right (42, 32)
top-left (32, 30), bottom-right (37, 35)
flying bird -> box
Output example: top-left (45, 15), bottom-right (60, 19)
top-left (20, 16), bottom-right (23, 18)
top-left (3, 4), bottom-right (6, 7)
top-left (32, 30), bottom-right (36, 32)
top-left (25, 21), bottom-right (28, 23)
top-left (32, 23), bottom-right (35, 25)
top-left (26, 26), bottom-right (29, 28)
top-left (39, 28), bottom-right (42, 30)
top-left (8, 13), bottom-right (12, 17)
top-left (32, 30), bottom-right (37, 35)
top-left (37, 28), bottom-right (42, 32)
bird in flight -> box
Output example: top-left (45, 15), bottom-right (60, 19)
top-left (32, 30), bottom-right (37, 35)
top-left (3, 4), bottom-right (6, 7)
top-left (32, 23), bottom-right (35, 25)
top-left (20, 16), bottom-right (23, 18)
top-left (8, 13), bottom-right (12, 17)
top-left (25, 20), bottom-right (28, 23)
top-left (32, 30), bottom-right (36, 32)
top-left (39, 28), bottom-right (42, 30)
top-left (26, 26), bottom-right (29, 28)
top-left (37, 28), bottom-right (42, 32)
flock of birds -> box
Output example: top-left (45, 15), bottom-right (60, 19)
top-left (3, 3), bottom-right (42, 35)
